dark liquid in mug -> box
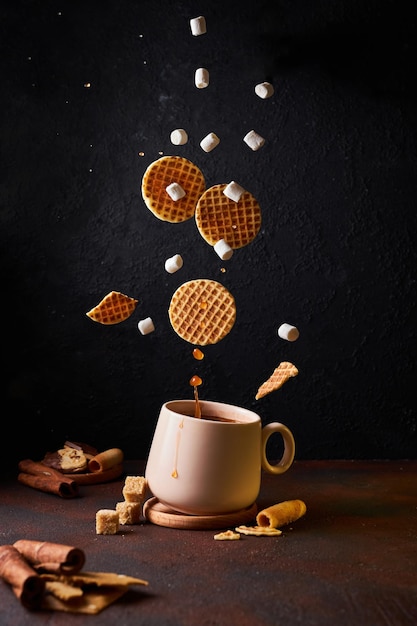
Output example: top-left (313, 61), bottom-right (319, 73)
top-left (200, 414), bottom-right (240, 423)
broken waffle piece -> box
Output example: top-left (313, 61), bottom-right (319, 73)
top-left (255, 361), bottom-right (299, 400)
top-left (169, 279), bottom-right (236, 346)
top-left (40, 570), bottom-right (148, 614)
top-left (235, 525), bottom-right (282, 537)
top-left (256, 499), bottom-right (307, 529)
top-left (44, 579), bottom-right (83, 601)
top-left (214, 530), bottom-right (241, 541)
top-left (86, 291), bottom-right (138, 325)
top-left (42, 446), bottom-right (88, 474)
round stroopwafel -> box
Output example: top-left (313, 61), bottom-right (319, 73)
top-left (86, 291), bottom-right (138, 325)
top-left (195, 183), bottom-right (261, 248)
top-left (141, 156), bottom-right (206, 223)
top-left (168, 279), bottom-right (236, 346)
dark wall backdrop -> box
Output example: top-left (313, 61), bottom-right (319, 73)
top-left (2, 0), bottom-right (416, 470)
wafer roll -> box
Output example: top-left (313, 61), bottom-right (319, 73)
top-left (0, 545), bottom-right (45, 609)
top-left (88, 448), bottom-right (124, 473)
top-left (13, 540), bottom-right (85, 575)
top-left (256, 499), bottom-right (306, 528)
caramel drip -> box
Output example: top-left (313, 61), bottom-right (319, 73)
top-left (171, 417), bottom-right (185, 478)
top-left (189, 375), bottom-right (202, 419)
top-left (194, 386), bottom-right (201, 419)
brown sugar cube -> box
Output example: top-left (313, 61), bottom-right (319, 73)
top-left (122, 476), bottom-right (147, 503)
top-left (116, 501), bottom-right (142, 525)
top-left (95, 509), bottom-right (119, 535)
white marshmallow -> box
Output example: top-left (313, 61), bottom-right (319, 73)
top-left (200, 132), bottom-right (220, 152)
top-left (190, 16), bottom-right (206, 36)
top-left (170, 129), bottom-right (188, 145)
top-left (214, 239), bottom-right (233, 261)
top-left (166, 182), bottom-right (186, 201)
top-left (244, 130), bottom-right (265, 151)
top-left (278, 323), bottom-right (299, 342)
top-left (195, 67), bottom-right (209, 89)
top-left (138, 317), bottom-right (155, 335)
top-left (165, 254), bottom-right (184, 274)
top-left (223, 181), bottom-right (245, 203)
top-left (255, 82), bottom-right (274, 99)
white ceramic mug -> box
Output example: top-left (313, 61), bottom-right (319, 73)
top-left (145, 399), bottom-right (295, 515)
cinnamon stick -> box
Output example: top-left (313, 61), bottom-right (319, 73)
top-left (13, 540), bottom-right (85, 575)
top-left (0, 545), bottom-right (45, 609)
top-left (17, 460), bottom-right (79, 498)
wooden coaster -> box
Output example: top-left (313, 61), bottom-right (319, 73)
top-left (143, 497), bottom-right (258, 530)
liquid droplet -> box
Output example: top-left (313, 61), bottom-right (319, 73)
top-left (189, 375), bottom-right (202, 387)
top-left (190, 376), bottom-right (202, 418)
top-left (193, 348), bottom-right (204, 360)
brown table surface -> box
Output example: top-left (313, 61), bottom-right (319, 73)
top-left (1, 460), bottom-right (417, 626)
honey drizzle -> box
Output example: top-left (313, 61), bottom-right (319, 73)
top-left (193, 385), bottom-right (202, 418)
top-left (171, 417), bottom-right (185, 479)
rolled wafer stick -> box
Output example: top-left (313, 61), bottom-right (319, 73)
top-left (13, 540), bottom-right (85, 575)
top-left (88, 448), bottom-right (124, 473)
top-left (0, 545), bottom-right (45, 609)
top-left (17, 460), bottom-right (79, 498)
top-left (256, 499), bottom-right (307, 529)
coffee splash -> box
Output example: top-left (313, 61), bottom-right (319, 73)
top-left (189, 375), bottom-right (202, 418)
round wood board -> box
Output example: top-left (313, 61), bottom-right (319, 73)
top-left (143, 497), bottom-right (258, 530)
top-left (69, 463), bottom-right (123, 485)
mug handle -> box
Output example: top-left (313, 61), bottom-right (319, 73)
top-left (261, 422), bottom-right (295, 475)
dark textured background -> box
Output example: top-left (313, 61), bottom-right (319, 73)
top-left (1, 0), bottom-right (416, 470)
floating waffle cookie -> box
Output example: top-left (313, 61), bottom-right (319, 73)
top-left (141, 156), bottom-right (206, 223)
top-left (255, 361), bottom-right (298, 400)
top-left (195, 183), bottom-right (261, 249)
top-left (168, 279), bottom-right (236, 346)
top-left (86, 291), bottom-right (138, 325)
